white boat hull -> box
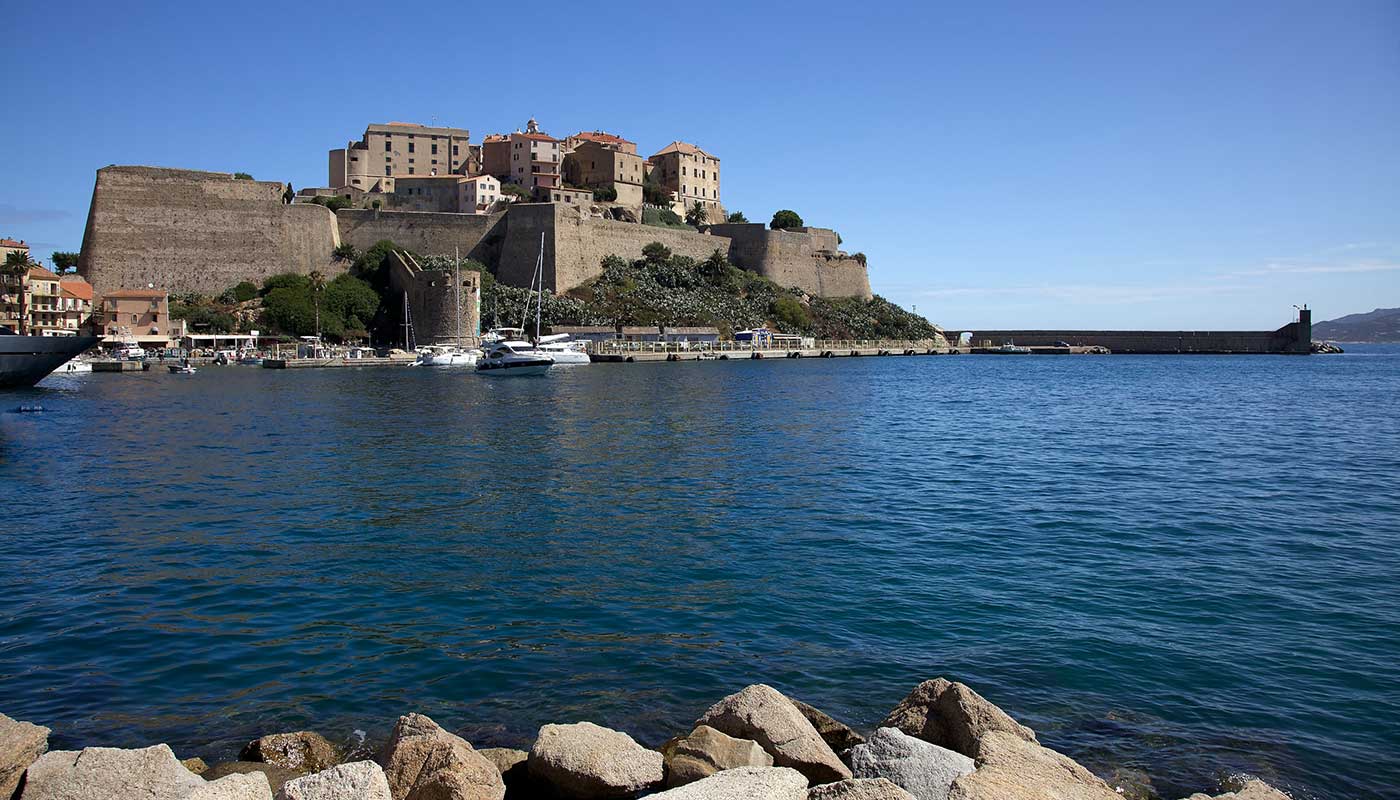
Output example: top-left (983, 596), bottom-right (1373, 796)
top-left (420, 353), bottom-right (478, 367)
top-left (476, 360), bottom-right (552, 376)
top-left (540, 349), bottom-right (590, 365)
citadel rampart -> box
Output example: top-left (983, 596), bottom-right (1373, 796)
top-left (707, 224), bottom-right (872, 299)
top-left (388, 252), bottom-right (481, 346)
top-left (78, 166), bottom-right (341, 297)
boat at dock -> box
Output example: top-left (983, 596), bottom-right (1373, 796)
top-left (475, 340), bottom-right (554, 375)
top-left (535, 334), bottom-right (590, 365)
top-left (167, 363), bottom-right (197, 374)
top-left (413, 344), bottom-right (480, 367)
top-left (0, 327), bottom-right (101, 388)
top-left (987, 342), bottom-right (1032, 354)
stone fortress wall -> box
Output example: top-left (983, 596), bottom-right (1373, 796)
top-left (78, 166), bottom-right (342, 297)
top-left (388, 252), bottom-right (481, 347)
top-left (76, 166), bottom-right (875, 302)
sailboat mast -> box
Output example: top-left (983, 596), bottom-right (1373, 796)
top-left (535, 231), bottom-right (544, 342)
top-left (454, 246), bottom-right (463, 344)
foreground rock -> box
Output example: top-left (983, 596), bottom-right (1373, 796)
top-left (476, 747), bottom-right (528, 790)
top-left (791, 700), bottom-right (867, 754)
top-left (277, 761), bottom-right (391, 800)
top-left (849, 728), bottom-right (973, 800)
top-left (377, 713), bottom-right (504, 800)
top-left (22, 743), bottom-right (204, 800)
top-left (190, 771), bottom-right (273, 800)
top-left (182, 757), bottom-right (210, 775)
top-left (1, 712), bottom-right (50, 799)
top-left (203, 762), bottom-right (307, 794)
top-left (529, 721), bottom-right (663, 798)
top-left (946, 731), bottom-right (1120, 800)
top-left (648, 766), bottom-right (808, 799)
top-left (240, 732), bottom-right (340, 773)
top-left (696, 685), bottom-right (851, 785)
top-left (662, 725), bottom-right (773, 786)
top-left (808, 778), bottom-right (917, 800)
top-left (1181, 778), bottom-right (1292, 800)
top-left (881, 678), bottom-right (1036, 759)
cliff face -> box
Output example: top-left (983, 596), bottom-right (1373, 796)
top-left (78, 166), bottom-right (341, 297)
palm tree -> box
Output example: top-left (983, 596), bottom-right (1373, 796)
top-left (308, 270), bottom-right (326, 340)
top-left (3, 250), bottom-right (37, 335)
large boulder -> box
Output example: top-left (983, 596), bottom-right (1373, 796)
top-left (276, 761), bottom-right (391, 800)
top-left (21, 743), bottom-right (204, 800)
top-left (1180, 778), bottom-right (1292, 800)
top-left (203, 762), bottom-right (307, 794)
top-left (880, 679), bottom-right (1036, 759)
top-left (376, 713), bottom-right (504, 800)
top-left (646, 766), bottom-right (808, 799)
top-left (528, 721), bottom-right (663, 798)
top-left (947, 731), bottom-right (1119, 800)
top-left (791, 700), bottom-right (866, 754)
top-left (240, 732), bottom-right (340, 773)
top-left (188, 771), bottom-right (274, 800)
top-left (849, 728), bottom-right (973, 800)
top-left (808, 778), bottom-right (917, 800)
top-left (475, 747), bottom-right (528, 790)
top-left (1, 712), bottom-right (49, 799)
top-left (695, 685), bottom-right (851, 785)
top-left (662, 725), bottom-right (773, 787)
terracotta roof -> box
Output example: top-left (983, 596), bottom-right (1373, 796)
top-left (61, 282), bottom-right (94, 300)
top-left (572, 131), bottom-right (634, 146)
top-left (482, 134), bottom-right (509, 143)
top-left (515, 132), bottom-right (558, 142)
top-left (651, 141), bottom-right (717, 160)
top-left (102, 289), bottom-right (167, 299)
top-left (1, 238), bottom-right (27, 249)
top-left (27, 267), bottom-right (59, 280)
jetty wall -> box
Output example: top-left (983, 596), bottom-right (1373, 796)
top-left (959, 315), bottom-right (1311, 354)
top-left (78, 166), bottom-right (341, 297)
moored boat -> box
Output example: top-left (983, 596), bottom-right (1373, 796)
top-left (0, 327), bottom-right (101, 388)
top-left (535, 334), bottom-right (591, 365)
top-left (475, 341), bottom-right (554, 375)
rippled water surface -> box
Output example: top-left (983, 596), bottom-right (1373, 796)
top-left (3, 349), bottom-right (1399, 799)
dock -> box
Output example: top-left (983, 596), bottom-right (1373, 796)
top-left (261, 355), bottom-right (417, 369)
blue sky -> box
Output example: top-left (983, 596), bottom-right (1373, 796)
top-left (2, 0), bottom-right (1396, 329)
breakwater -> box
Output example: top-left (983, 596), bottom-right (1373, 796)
top-left (0, 679), bottom-right (1294, 800)
top-left (955, 310), bottom-right (1311, 354)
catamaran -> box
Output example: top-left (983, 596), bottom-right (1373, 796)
top-left (476, 233), bottom-right (554, 376)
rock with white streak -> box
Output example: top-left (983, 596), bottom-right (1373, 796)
top-left (276, 760), bottom-right (391, 800)
top-left (20, 743), bottom-right (204, 800)
top-left (849, 728), bottom-right (973, 800)
top-left (695, 684), bottom-right (851, 785)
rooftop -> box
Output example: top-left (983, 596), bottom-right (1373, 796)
top-left (515, 132), bottom-right (559, 142)
top-left (1, 238), bottom-right (28, 249)
top-left (61, 281), bottom-right (94, 300)
top-left (652, 141), bottom-right (718, 160)
top-left (27, 267), bottom-right (60, 280)
top-left (103, 289), bottom-right (167, 299)
top-left (572, 131), bottom-right (635, 146)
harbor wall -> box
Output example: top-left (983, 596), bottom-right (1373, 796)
top-left (958, 317), bottom-right (1311, 354)
top-left (78, 166), bottom-right (342, 297)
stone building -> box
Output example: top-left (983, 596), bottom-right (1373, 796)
top-left (94, 289), bottom-right (187, 346)
top-left (562, 140), bottom-right (645, 212)
top-left (648, 141), bottom-right (722, 222)
top-left (564, 130), bottom-right (637, 155)
top-left (505, 119), bottom-right (562, 190)
top-left (390, 176), bottom-right (466, 213)
top-left (389, 251), bottom-right (481, 347)
top-left (481, 134), bottom-right (510, 180)
top-left (329, 122), bottom-right (472, 193)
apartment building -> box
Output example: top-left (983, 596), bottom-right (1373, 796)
top-left (648, 142), bottom-right (722, 223)
top-left (459, 175), bottom-right (501, 213)
top-left (391, 176), bottom-right (467, 213)
top-left (506, 119), bottom-right (561, 191)
top-left (23, 267), bottom-right (65, 335)
top-left (562, 140), bottom-right (645, 210)
top-left (58, 278), bottom-right (95, 336)
top-left (329, 122), bottom-right (472, 192)
top-left (95, 289), bottom-right (186, 346)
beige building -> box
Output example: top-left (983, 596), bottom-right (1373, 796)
top-left (506, 119), bottom-right (561, 190)
top-left (543, 186), bottom-right (593, 206)
top-left (562, 140), bottom-right (645, 211)
top-left (648, 141), bottom-right (722, 222)
top-left (59, 279), bottom-right (95, 336)
top-left (564, 130), bottom-right (637, 155)
top-left (329, 122), bottom-right (472, 192)
top-left (23, 267), bottom-right (65, 336)
top-left (391, 176), bottom-right (467, 213)
top-left (95, 289), bottom-right (186, 346)
top-left (459, 175), bottom-right (501, 213)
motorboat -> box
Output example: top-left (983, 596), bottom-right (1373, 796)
top-left (475, 340), bottom-right (554, 375)
top-left (58, 358), bottom-right (94, 374)
top-left (116, 343), bottom-right (147, 361)
top-left (168, 362), bottom-right (197, 374)
top-left (480, 327), bottom-right (525, 346)
top-left (988, 342), bottom-right (1032, 354)
top-left (536, 334), bottom-right (591, 365)
top-left (0, 327), bottom-right (100, 388)
top-left (413, 344), bottom-right (480, 367)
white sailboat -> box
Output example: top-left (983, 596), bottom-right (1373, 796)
top-left (476, 233), bottom-right (554, 376)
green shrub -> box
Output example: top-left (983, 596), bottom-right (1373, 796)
top-left (592, 186), bottom-right (618, 202)
top-left (770, 209), bottom-right (803, 230)
top-left (233, 172), bottom-right (253, 180)
top-left (333, 242), bottom-right (358, 262)
top-left (770, 294), bottom-right (812, 331)
top-left (725, 211), bottom-right (748, 223)
top-left (642, 207), bottom-right (685, 228)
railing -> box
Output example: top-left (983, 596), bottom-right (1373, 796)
top-left (592, 339), bottom-right (943, 355)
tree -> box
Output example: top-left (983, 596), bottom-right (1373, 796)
top-left (592, 186), bottom-right (617, 202)
top-left (230, 281), bottom-right (258, 302)
top-left (770, 209), bottom-right (803, 230)
top-left (333, 242), bottom-right (358, 262)
top-left (642, 178), bottom-right (672, 207)
top-left (3, 249), bottom-right (37, 334)
top-left (726, 211), bottom-right (748, 223)
top-left (700, 250), bottom-right (730, 284)
top-left (308, 270), bottom-right (326, 340)
top-left (51, 252), bottom-right (80, 273)
top-left (233, 172), bottom-right (254, 180)
top-left (685, 201), bottom-right (708, 227)
top-left (770, 294), bottom-right (812, 331)
top-left (642, 242), bottom-right (672, 264)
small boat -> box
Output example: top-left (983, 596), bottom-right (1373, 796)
top-left (168, 361), bottom-right (197, 374)
top-left (413, 344), bottom-right (480, 367)
top-left (475, 340), bottom-right (554, 375)
top-left (698, 351), bottom-right (718, 361)
top-left (989, 342), bottom-right (1032, 354)
top-left (59, 358), bottom-right (94, 374)
top-left (536, 334), bottom-right (590, 365)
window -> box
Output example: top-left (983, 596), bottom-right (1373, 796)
top-left (386, 166), bottom-right (393, 175)
top-left (408, 143), bottom-right (415, 153)
top-left (408, 167), bottom-right (415, 174)
top-left (682, 166), bottom-right (687, 176)
top-left (453, 145), bottom-right (459, 155)
top-left (385, 141), bottom-right (392, 152)
top-left (350, 156), bottom-right (358, 162)
top-left (431, 144), bottom-right (438, 155)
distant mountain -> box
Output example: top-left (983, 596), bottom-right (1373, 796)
top-left (1312, 307), bottom-right (1400, 343)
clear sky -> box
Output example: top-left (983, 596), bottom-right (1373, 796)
top-left (3, 0), bottom-right (1396, 329)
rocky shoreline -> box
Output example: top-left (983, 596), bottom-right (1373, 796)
top-left (0, 678), bottom-right (1293, 800)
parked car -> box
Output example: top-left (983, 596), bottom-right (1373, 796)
top-left (1053, 341), bottom-right (1072, 348)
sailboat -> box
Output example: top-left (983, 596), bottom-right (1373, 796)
top-left (414, 248), bottom-right (481, 367)
top-left (476, 233), bottom-right (554, 376)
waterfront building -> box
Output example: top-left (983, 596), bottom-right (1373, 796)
top-left (95, 289), bottom-right (187, 347)
top-left (1, 238), bottom-right (31, 331)
top-left (328, 122), bottom-right (472, 193)
top-left (562, 140), bottom-right (645, 211)
top-left (648, 142), bottom-right (722, 222)
top-left (58, 279), bottom-right (95, 336)
top-left (23, 267), bottom-right (65, 336)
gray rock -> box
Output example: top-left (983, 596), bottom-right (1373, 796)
top-left (1180, 778), bottom-right (1293, 800)
top-left (528, 721), bottom-right (663, 798)
top-left (880, 678), bottom-right (1036, 758)
top-left (376, 713), bottom-right (504, 800)
top-left (849, 728), bottom-right (973, 800)
top-left (947, 731), bottom-right (1120, 800)
top-left (662, 724), bottom-right (773, 787)
top-left (808, 778), bottom-right (917, 800)
top-left (189, 771), bottom-right (274, 800)
top-left (21, 743), bottom-right (204, 800)
top-left (791, 700), bottom-right (867, 754)
top-left (0, 712), bottom-right (49, 800)
top-left (240, 732), bottom-right (340, 773)
top-left (276, 761), bottom-right (391, 800)
top-left (646, 766), bottom-right (808, 799)
top-left (203, 762), bottom-right (308, 794)
top-left (695, 684), bottom-right (851, 785)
